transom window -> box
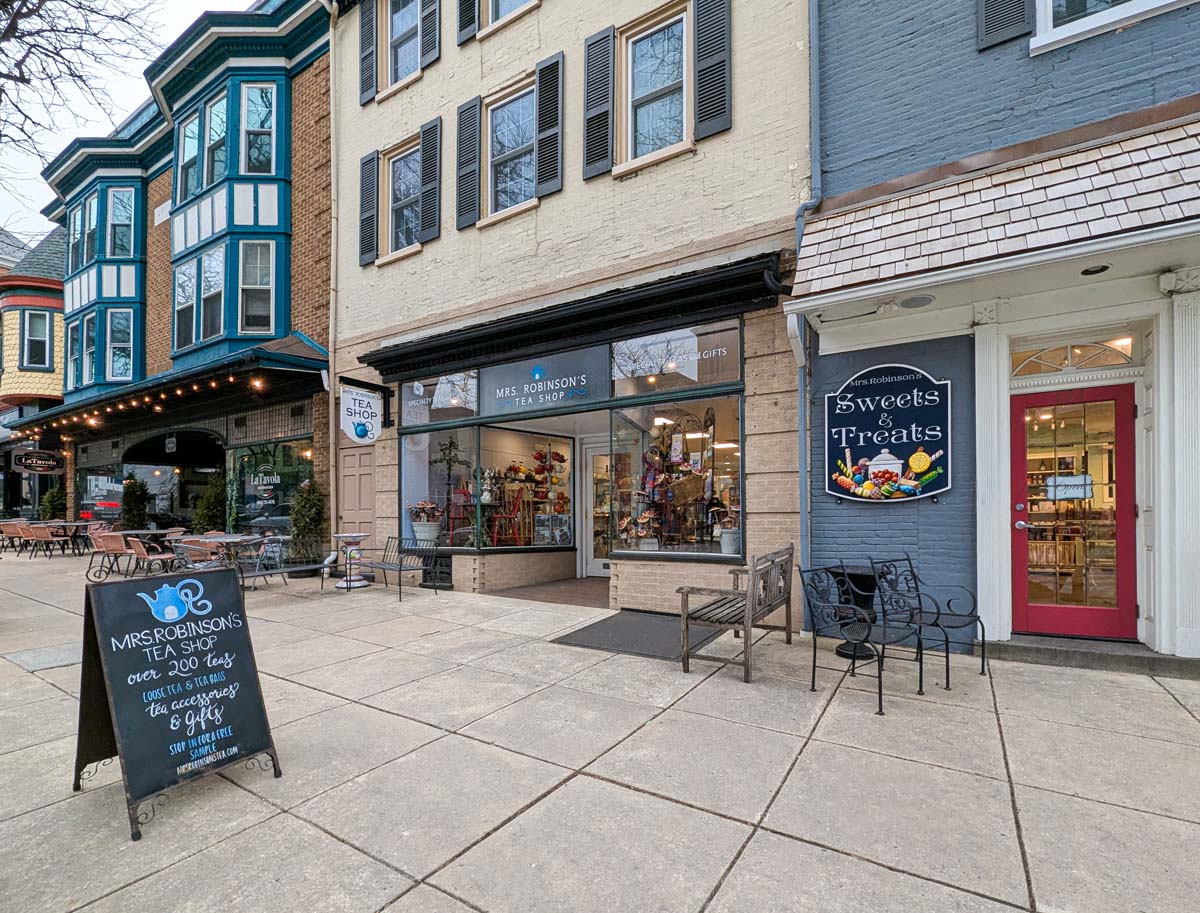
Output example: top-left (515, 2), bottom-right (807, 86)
top-left (205, 94), bottom-right (228, 185)
top-left (200, 246), bottom-right (224, 341)
top-left (488, 88), bottom-right (536, 214)
top-left (83, 192), bottom-right (99, 263)
top-left (22, 311), bottom-right (50, 368)
top-left (239, 240), bottom-right (274, 333)
top-left (107, 188), bottom-right (134, 258)
top-left (1012, 335), bottom-right (1136, 377)
top-left (242, 85), bottom-right (276, 175)
top-left (82, 312), bottom-right (97, 385)
top-left (389, 0), bottom-right (419, 84)
top-left (107, 309), bottom-right (133, 381)
top-left (174, 259), bottom-right (197, 350)
top-left (629, 15), bottom-right (685, 160)
top-left (388, 146), bottom-right (421, 252)
top-left (180, 114), bottom-right (201, 200)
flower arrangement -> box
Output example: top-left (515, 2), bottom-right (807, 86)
top-left (408, 500), bottom-right (444, 522)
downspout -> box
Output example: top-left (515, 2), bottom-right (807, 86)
top-left (320, 0), bottom-right (341, 537)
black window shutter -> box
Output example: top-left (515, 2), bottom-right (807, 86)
top-left (420, 0), bottom-right (440, 68)
top-left (359, 0), bottom-right (378, 105)
top-left (456, 97), bottom-right (482, 229)
top-left (977, 0), bottom-right (1034, 50)
top-left (359, 150), bottom-right (379, 265)
top-left (418, 116), bottom-right (442, 244)
top-left (694, 0), bottom-right (731, 140)
top-left (534, 52), bottom-right (564, 198)
top-left (457, 0), bottom-right (478, 45)
top-left (582, 27), bottom-right (614, 180)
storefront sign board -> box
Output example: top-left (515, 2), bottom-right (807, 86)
top-left (825, 364), bottom-right (951, 502)
top-left (340, 384), bottom-right (382, 443)
top-left (72, 569), bottom-right (279, 840)
top-left (13, 449), bottom-right (65, 474)
top-left (479, 346), bottom-right (610, 417)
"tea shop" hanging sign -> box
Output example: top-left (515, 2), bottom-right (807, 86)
top-left (825, 363), bottom-right (951, 502)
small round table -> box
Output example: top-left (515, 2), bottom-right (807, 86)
top-left (333, 532), bottom-right (371, 590)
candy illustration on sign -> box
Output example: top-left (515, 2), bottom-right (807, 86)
top-left (825, 364), bottom-right (952, 501)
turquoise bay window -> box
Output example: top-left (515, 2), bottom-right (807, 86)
top-left (180, 114), bottom-right (201, 201)
top-left (174, 259), bottom-right (197, 349)
top-left (200, 246), bottom-right (224, 341)
top-left (107, 188), bottom-right (134, 258)
top-left (82, 313), bottom-right (97, 384)
top-left (107, 309), bottom-right (133, 381)
top-left (205, 93), bottom-right (228, 186)
top-left (83, 192), bottom-right (98, 264)
top-left (66, 321), bottom-right (80, 389)
top-left (239, 240), bottom-right (274, 333)
top-left (241, 84), bottom-right (275, 175)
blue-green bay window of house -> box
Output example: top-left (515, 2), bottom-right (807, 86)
top-left (205, 93), bottom-right (228, 185)
top-left (174, 259), bottom-right (196, 349)
top-left (200, 246), bottom-right (224, 341)
top-left (83, 192), bottom-right (99, 263)
top-left (180, 113), bottom-right (201, 200)
top-left (397, 318), bottom-right (745, 559)
top-left (242, 85), bottom-right (275, 175)
top-left (107, 188), bottom-right (134, 258)
top-left (107, 309), bottom-right (133, 381)
top-left (82, 312), bottom-right (96, 384)
top-left (66, 321), bottom-right (80, 388)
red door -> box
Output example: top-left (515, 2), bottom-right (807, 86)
top-left (1010, 384), bottom-right (1137, 639)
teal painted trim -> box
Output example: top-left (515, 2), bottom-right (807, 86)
top-left (291, 330), bottom-right (328, 356)
top-left (63, 180), bottom-right (149, 284)
top-left (288, 38), bottom-right (330, 77)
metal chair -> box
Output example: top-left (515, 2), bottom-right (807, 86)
top-left (172, 540), bottom-right (231, 572)
top-left (870, 555), bottom-right (986, 687)
top-left (29, 524), bottom-right (70, 558)
top-left (799, 566), bottom-right (925, 715)
top-left (128, 537), bottom-right (171, 576)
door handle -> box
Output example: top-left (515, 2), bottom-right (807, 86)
top-left (1014, 520), bottom-right (1028, 530)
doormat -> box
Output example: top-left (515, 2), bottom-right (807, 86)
top-left (552, 608), bottom-right (723, 661)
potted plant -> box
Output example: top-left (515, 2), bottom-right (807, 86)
top-left (288, 478), bottom-right (325, 574)
top-left (120, 474), bottom-right (150, 530)
top-left (409, 500), bottom-right (443, 543)
top-left (38, 482), bottom-right (67, 521)
top-left (192, 473), bottom-right (227, 534)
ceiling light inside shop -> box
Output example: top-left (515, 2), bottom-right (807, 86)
top-left (713, 442), bottom-right (738, 449)
top-left (654, 417), bottom-right (674, 426)
top-left (647, 375), bottom-right (657, 384)
top-left (1039, 413), bottom-right (1053, 420)
top-left (685, 432), bottom-right (710, 439)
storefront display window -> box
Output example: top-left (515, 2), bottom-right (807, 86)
top-left (401, 372), bottom-right (478, 425)
top-left (480, 428), bottom-right (573, 547)
top-left (401, 429), bottom-right (478, 546)
top-left (232, 439), bottom-right (314, 532)
top-left (611, 394), bottom-right (741, 555)
top-left (612, 320), bottom-right (740, 397)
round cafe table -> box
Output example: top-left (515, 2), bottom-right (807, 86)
top-left (333, 532), bottom-right (371, 590)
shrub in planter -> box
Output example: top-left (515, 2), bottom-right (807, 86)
top-left (120, 474), bottom-right (150, 530)
top-left (39, 482), bottom-right (67, 521)
top-left (192, 473), bottom-right (227, 533)
top-left (289, 478), bottom-right (325, 566)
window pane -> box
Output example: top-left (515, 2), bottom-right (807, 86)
top-left (391, 36), bottom-right (419, 82)
top-left (201, 292), bottom-right (222, 339)
top-left (632, 19), bottom-right (684, 100)
top-left (110, 224), bottom-right (132, 259)
top-left (392, 203), bottom-right (420, 251)
top-left (245, 133), bottom-right (272, 174)
top-left (176, 306), bottom-right (194, 349)
top-left (244, 87), bottom-right (274, 131)
top-left (612, 320), bottom-right (740, 397)
top-left (492, 150), bottom-right (535, 212)
top-left (110, 190), bottom-right (133, 225)
top-left (490, 91), bottom-right (535, 158)
top-left (110, 345), bottom-right (132, 380)
top-left (27, 311), bottom-right (47, 339)
top-left (241, 243), bottom-right (271, 286)
top-left (109, 311), bottom-right (131, 345)
top-left (479, 428), bottom-right (574, 547)
top-left (492, 0), bottom-right (526, 20)
top-left (401, 428), bottom-right (478, 546)
top-left (391, 149), bottom-right (421, 202)
top-left (83, 316), bottom-right (95, 383)
top-left (28, 339), bottom-right (47, 366)
top-left (633, 88), bottom-right (684, 158)
top-left (233, 439), bottom-right (315, 533)
top-left (390, 0), bottom-right (419, 82)
top-left (207, 97), bottom-right (227, 144)
top-left (208, 145), bottom-right (227, 184)
top-left (1052, 0), bottom-right (1134, 27)
top-left (401, 373), bottom-right (479, 425)
top-left (612, 395), bottom-right (741, 555)
top-left (175, 261), bottom-right (196, 306)
top-left (84, 194), bottom-right (98, 262)
top-left (241, 288), bottom-right (272, 329)
top-left (182, 116), bottom-right (199, 159)
top-left (391, 0), bottom-right (419, 35)
top-left (202, 247), bottom-right (224, 296)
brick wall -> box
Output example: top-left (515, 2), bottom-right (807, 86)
top-left (290, 54), bottom-right (331, 349)
top-left (144, 169), bottom-right (174, 377)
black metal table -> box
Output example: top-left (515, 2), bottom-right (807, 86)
top-left (831, 563), bottom-right (877, 659)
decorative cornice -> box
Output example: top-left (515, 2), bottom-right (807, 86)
top-left (1009, 365), bottom-right (1145, 390)
top-left (1160, 268), bottom-right (1200, 296)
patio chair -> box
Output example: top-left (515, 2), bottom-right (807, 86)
top-left (0, 520), bottom-right (24, 553)
top-left (799, 566), bottom-right (926, 715)
top-left (678, 544), bottom-right (795, 683)
top-left (172, 540), bottom-right (231, 572)
top-left (92, 532), bottom-right (134, 581)
top-left (29, 524), bottom-right (71, 559)
top-left (16, 522), bottom-right (38, 555)
top-left (870, 555), bottom-right (986, 687)
top-left (231, 537), bottom-right (284, 591)
top-left (128, 537), bottom-right (171, 576)
top-left (358, 536), bottom-right (441, 603)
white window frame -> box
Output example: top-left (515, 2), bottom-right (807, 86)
top-left (240, 83), bottom-right (277, 176)
top-left (199, 245), bottom-right (225, 342)
top-left (81, 312), bottom-right (97, 385)
top-left (66, 321), bottom-right (80, 390)
top-left (385, 142), bottom-right (422, 254)
top-left (486, 85), bottom-right (537, 217)
top-left (204, 93), bottom-right (228, 187)
top-left (83, 192), bottom-right (99, 264)
top-left (174, 258), bottom-right (197, 351)
top-left (22, 311), bottom-right (50, 369)
top-left (68, 206), bottom-right (83, 274)
top-left (106, 308), bottom-right (134, 382)
top-left (106, 187), bottom-right (135, 258)
top-left (178, 112), bottom-right (201, 200)
top-left (1031, 0), bottom-right (1191, 55)
top-left (238, 239), bottom-right (275, 335)
top-left (618, 5), bottom-right (692, 172)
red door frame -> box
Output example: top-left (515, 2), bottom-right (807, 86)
top-left (1009, 384), bottom-right (1137, 640)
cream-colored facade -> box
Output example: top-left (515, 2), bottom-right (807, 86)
top-left (331, 0), bottom-right (811, 610)
top-left (0, 307), bottom-right (64, 407)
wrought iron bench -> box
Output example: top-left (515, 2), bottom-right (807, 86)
top-left (678, 544), bottom-right (795, 682)
top-left (232, 536), bottom-right (334, 591)
top-left (357, 536), bottom-right (441, 603)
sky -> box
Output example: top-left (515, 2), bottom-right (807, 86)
top-left (0, 1), bottom-right (255, 246)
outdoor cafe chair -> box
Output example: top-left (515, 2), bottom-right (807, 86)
top-left (799, 566), bottom-right (925, 715)
top-left (172, 540), bottom-right (231, 572)
top-left (28, 523), bottom-right (71, 559)
top-left (870, 555), bottom-right (986, 686)
top-left (0, 520), bottom-right (24, 554)
top-left (98, 532), bottom-right (134, 578)
top-left (128, 537), bottom-right (171, 576)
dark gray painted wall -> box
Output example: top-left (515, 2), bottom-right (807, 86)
top-left (821, 2), bottom-right (1200, 197)
top-left (809, 334), bottom-right (976, 647)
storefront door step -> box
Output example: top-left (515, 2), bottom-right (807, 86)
top-left (988, 635), bottom-right (1200, 681)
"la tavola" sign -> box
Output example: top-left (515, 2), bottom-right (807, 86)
top-left (825, 364), bottom-right (951, 502)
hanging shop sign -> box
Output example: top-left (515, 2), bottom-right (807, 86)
top-left (13, 449), bottom-right (66, 474)
top-left (479, 345), bottom-right (610, 417)
top-left (72, 569), bottom-right (280, 841)
top-left (340, 384), bottom-right (382, 443)
top-left (825, 364), bottom-right (951, 502)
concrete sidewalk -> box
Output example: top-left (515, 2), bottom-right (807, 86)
top-left (1, 555), bottom-right (1198, 913)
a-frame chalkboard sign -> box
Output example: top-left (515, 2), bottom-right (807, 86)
top-left (72, 568), bottom-right (281, 840)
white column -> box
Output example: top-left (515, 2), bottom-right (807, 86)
top-left (974, 301), bottom-right (1013, 642)
top-left (1170, 288), bottom-right (1200, 656)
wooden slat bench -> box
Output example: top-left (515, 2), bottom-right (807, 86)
top-left (678, 544), bottom-right (795, 682)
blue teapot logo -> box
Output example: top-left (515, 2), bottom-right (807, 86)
top-left (136, 579), bottom-right (214, 624)
top-left (531, 365), bottom-right (545, 380)
top-left (354, 420), bottom-right (373, 439)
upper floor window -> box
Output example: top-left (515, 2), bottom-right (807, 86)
top-left (492, 0), bottom-right (531, 20)
top-left (174, 259), bottom-right (197, 350)
top-left (387, 145), bottom-right (421, 252)
top-left (205, 94), bottom-right (228, 186)
top-left (180, 113), bottom-right (201, 200)
top-left (200, 246), bottom-right (224, 342)
top-left (21, 311), bottom-right (50, 369)
top-left (66, 322), bottom-right (80, 388)
top-left (389, 0), bottom-right (419, 84)
top-left (628, 14), bottom-right (685, 161)
top-left (107, 309), bottom-right (133, 382)
top-left (82, 312), bottom-right (97, 385)
top-left (242, 85), bottom-right (276, 175)
top-left (239, 240), bottom-right (274, 334)
top-left (1052, 0), bottom-right (1134, 27)
top-left (107, 188), bottom-right (134, 258)
top-left (488, 88), bottom-right (536, 215)
top-left (68, 207), bottom-right (82, 273)
top-left (1030, 0), bottom-right (1189, 53)
top-left (84, 192), bottom-right (99, 264)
